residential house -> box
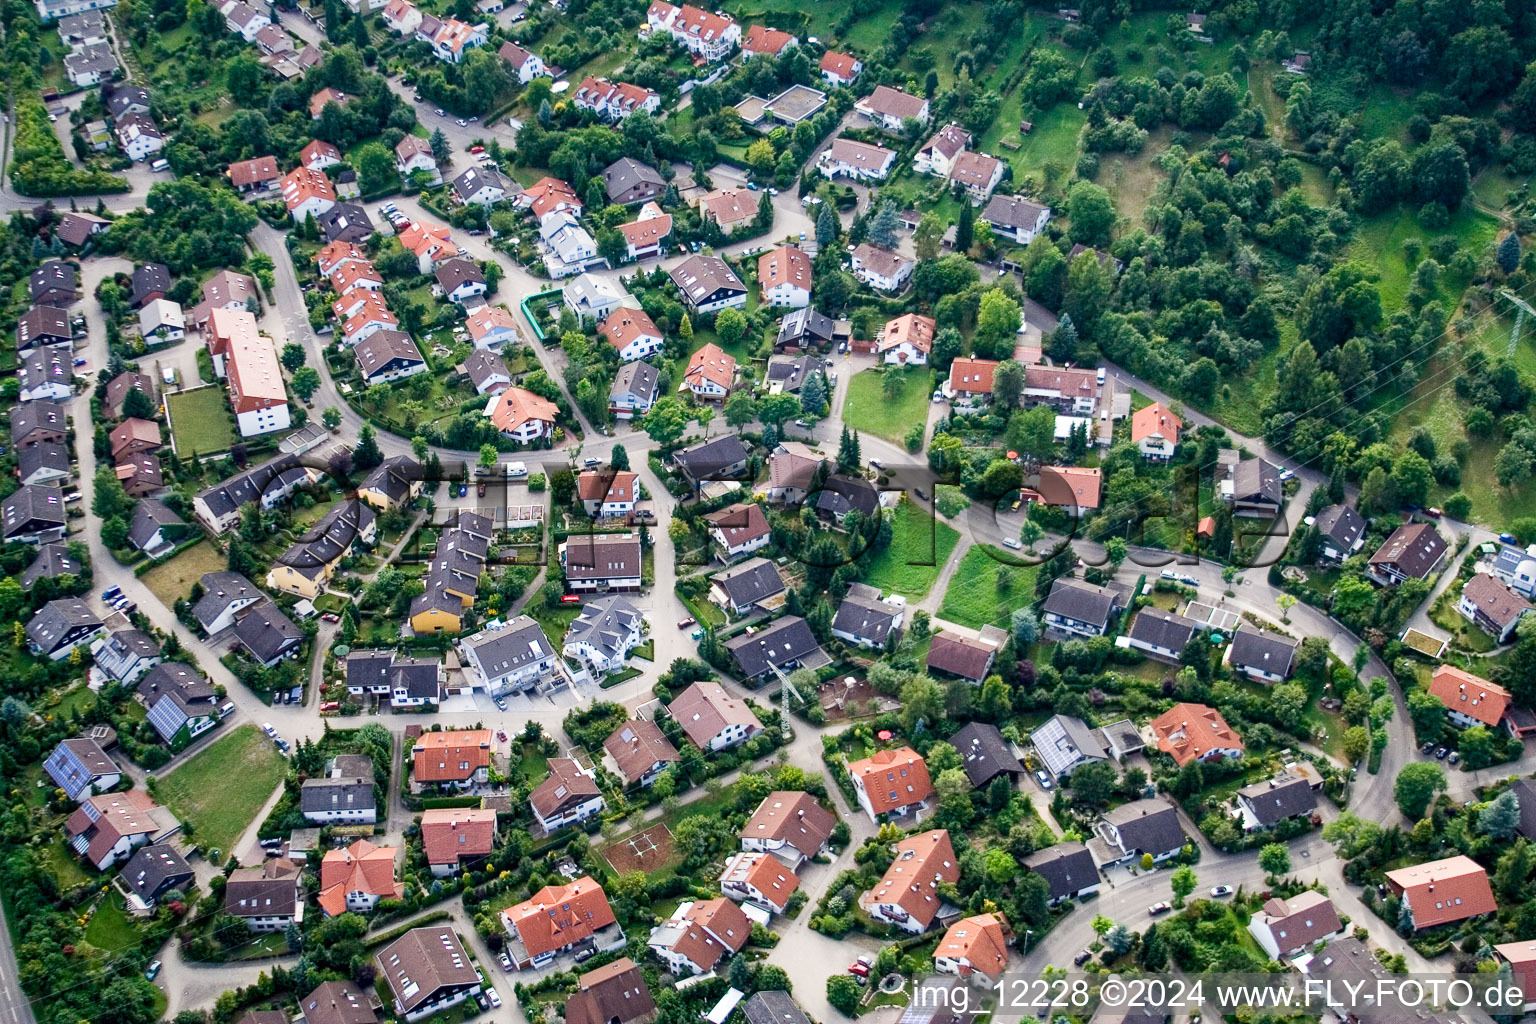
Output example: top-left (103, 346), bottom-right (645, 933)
top-left (914, 124), bottom-right (970, 177)
top-left (419, 807), bottom-right (497, 876)
top-left (669, 680), bottom-right (764, 750)
top-left (57, 10), bottom-right (107, 44)
top-left (20, 539), bottom-right (82, 588)
top-left (672, 434), bottom-right (750, 483)
top-left (411, 729), bottom-right (492, 792)
top-left (1149, 702), bottom-right (1244, 766)
top-left (644, 1), bottom-right (740, 61)
top-left (65, 790), bottom-right (178, 871)
top-left (1119, 607), bottom-right (1200, 663)
top-left (530, 758), bottom-right (605, 831)
top-left (27, 598), bottom-right (104, 660)
top-left (302, 754), bottom-right (378, 825)
top-left (301, 139), bottom-right (342, 170)
top-left (944, 358), bottom-right (998, 413)
top-left (719, 851), bottom-right (799, 914)
top-left (30, 259), bottom-right (78, 306)
top-left (560, 532), bottom-right (642, 592)
top-left (705, 502), bottom-right (771, 562)
top-left (300, 983), bottom-right (380, 1024)
top-left (574, 76), bottom-right (662, 123)
top-left (462, 350), bottom-right (511, 394)
top-left (683, 342), bottom-right (736, 399)
top-left (739, 790), bottom-right (835, 866)
top-left (832, 582), bottom-right (903, 648)
top-left (1247, 890), bottom-right (1344, 958)
top-left (980, 193), bottom-right (1051, 245)
top-left (450, 165), bottom-right (508, 206)
top-left (127, 496), bottom-right (188, 555)
top-left (855, 84), bottom-right (929, 131)
top-left (233, 603), bottom-right (304, 668)
top-left (619, 207), bottom-right (672, 261)
top-left (934, 913), bottom-right (1011, 987)
top-left (497, 40), bottom-right (547, 82)
top-left (318, 840), bottom-right (401, 916)
top-left (395, 136), bottom-right (437, 178)
top-left (318, 203), bottom-right (375, 244)
top-left (430, 18), bottom-right (489, 63)
top-left (540, 210), bottom-right (600, 276)
top-left (1023, 364), bottom-right (1098, 413)
top-left (44, 736), bottom-right (121, 802)
top-left (563, 595), bottom-right (644, 676)
top-left (54, 211), bottom-right (110, 247)
top-left (1367, 522), bottom-right (1447, 585)
top-left (859, 830), bottom-right (957, 933)
top-left (105, 85), bottom-right (153, 120)
top-left (765, 354), bottom-right (827, 396)
top-left (64, 42), bottom-right (117, 85)
top-left (698, 189), bottom-right (758, 235)
top-left (1385, 856), bottom-right (1497, 930)
top-left (375, 928), bottom-right (482, 1020)
top-left (16, 304), bottom-right (72, 353)
top-left (925, 630), bottom-right (1002, 683)
top-left (1131, 402), bottom-right (1181, 460)
top-left (577, 469), bottom-right (641, 518)
top-left (17, 441), bottom-right (70, 486)
top-left (137, 298), bottom-right (184, 342)
top-left (1225, 625), bottom-right (1300, 683)
top-left (502, 876), bottom-right (622, 969)
top-left (519, 176), bottom-right (583, 219)
top-left (192, 572), bottom-right (264, 633)
top-left (465, 304), bottom-right (519, 350)
top-left (564, 960), bottom-right (656, 1024)
top-left (130, 263), bottom-right (170, 307)
top-left (948, 722), bottom-right (1023, 789)
top-left (1040, 578), bottom-right (1123, 637)
top-left (764, 442), bottom-right (827, 504)
top-left (818, 51), bottom-right (861, 87)
top-left (90, 628), bottom-right (161, 685)
top-left (565, 273), bottom-right (628, 322)
top-left (1221, 456), bottom-right (1282, 518)
top-left (1235, 773), bottom-right (1317, 832)
top-left (1313, 504), bottom-right (1366, 562)
top-left (647, 897), bottom-right (750, 975)
top-left (228, 155), bottom-right (281, 194)
top-left (819, 138), bottom-right (896, 181)
top-left (207, 308), bottom-right (289, 436)
top-left (1023, 842), bottom-right (1099, 905)
top-left (949, 151), bottom-right (1004, 202)
top-left (103, 371), bottom-right (153, 418)
top-left (1030, 714), bottom-right (1108, 780)
top-left (2, 484), bottom-right (67, 544)
top-left (670, 255), bottom-right (747, 313)
top-left (137, 663), bottom-right (218, 747)
top-left (19, 349), bottom-right (73, 402)
top-left (609, 362), bottom-right (660, 419)
top-left (108, 417), bottom-right (161, 461)
top-left (224, 1), bottom-right (270, 41)
top-left (1095, 799), bottom-right (1187, 865)
top-left (1427, 664), bottom-right (1521, 734)
top-left (118, 844), bottom-right (193, 911)
top-left (434, 258), bottom-right (486, 304)
top-left (847, 747), bottom-right (933, 823)
top-left (355, 331), bottom-right (427, 386)
top-left (191, 455), bottom-right (315, 535)
top-left (742, 24), bottom-right (796, 57)
top-left (382, 0), bottom-right (422, 33)
top-left (1458, 573), bottom-right (1532, 642)
top-left (603, 719), bottom-right (680, 788)
top-left (725, 615), bottom-right (828, 683)
top-left (458, 615), bottom-right (560, 696)
top-left (357, 455), bottom-right (425, 510)
top-left (487, 386), bottom-right (558, 443)
top-left (774, 306), bottom-right (836, 352)
top-left (708, 557), bottom-right (787, 615)
top-left (282, 165), bottom-right (337, 223)
top-left (600, 307), bottom-right (664, 362)
top-left (225, 858), bottom-right (304, 931)
top-left (875, 311), bottom-right (932, 361)
top-left (758, 246), bottom-right (811, 307)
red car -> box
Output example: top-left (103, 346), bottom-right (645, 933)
top-left (678, 616), bottom-right (696, 629)
top-left (321, 612), bottom-right (340, 623)
top-left (559, 594), bottom-right (582, 604)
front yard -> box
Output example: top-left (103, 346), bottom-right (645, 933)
top-left (841, 367), bottom-right (934, 444)
top-left (139, 541), bottom-right (229, 610)
top-left (164, 385), bottom-right (238, 458)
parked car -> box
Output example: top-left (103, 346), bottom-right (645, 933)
top-left (1424, 507), bottom-right (1443, 518)
top-left (678, 616), bottom-right (696, 629)
top-left (1034, 769), bottom-right (1053, 790)
top-left (1435, 746), bottom-right (1449, 759)
top-left (470, 145), bottom-right (485, 154)
top-left (914, 487), bottom-right (928, 500)
top-left (145, 961), bottom-right (161, 980)
top-left (1448, 751), bottom-right (1460, 765)
top-left (559, 594), bottom-right (581, 604)
top-left (1072, 949), bottom-right (1093, 967)
top-left (1420, 741), bottom-right (1435, 755)
top-left (1210, 885), bottom-right (1234, 897)
top-left (458, 483), bottom-right (468, 497)
top-left (848, 955), bottom-right (873, 977)
top-left (1148, 902), bottom-right (1173, 917)
top-left (1003, 538), bottom-right (1022, 550)
top-left (574, 948), bottom-right (595, 963)
top-left (477, 481), bottom-right (486, 497)
top-left (263, 722), bottom-right (276, 737)
top-left (487, 989), bottom-right (501, 1009)
top-left (102, 585), bottom-right (122, 601)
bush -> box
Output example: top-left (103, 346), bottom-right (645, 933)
top-left (11, 98), bottom-right (129, 196)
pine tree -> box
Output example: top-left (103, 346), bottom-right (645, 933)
top-left (868, 202), bottom-right (900, 249)
top-left (955, 201), bottom-right (974, 253)
top-left (1498, 233), bottom-right (1521, 274)
top-left (611, 444), bottom-right (629, 471)
top-left (679, 313), bottom-right (693, 343)
top-left (816, 201), bottom-right (837, 246)
top-left (351, 11), bottom-right (368, 49)
top-left (801, 371), bottom-right (827, 414)
top-left (837, 427), bottom-right (861, 471)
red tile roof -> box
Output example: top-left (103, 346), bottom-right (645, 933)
top-left (419, 807), bottom-right (497, 866)
top-left (1386, 856), bottom-right (1497, 929)
top-left (1149, 702), bottom-right (1243, 766)
top-left (848, 747), bottom-right (933, 816)
top-left (412, 729), bottom-right (491, 783)
top-left (936, 913), bottom-right (1010, 977)
top-left (1428, 664), bottom-right (1510, 728)
top-left (862, 829), bottom-right (957, 929)
top-left (947, 358), bottom-right (998, 394)
top-left (318, 839), bottom-right (402, 916)
top-left (502, 877), bottom-right (616, 958)
top-left (1131, 402), bottom-right (1182, 444)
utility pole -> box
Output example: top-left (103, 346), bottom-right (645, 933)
top-left (1502, 290), bottom-right (1536, 358)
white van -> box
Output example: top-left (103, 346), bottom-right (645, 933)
top-left (505, 461), bottom-right (528, 479)
top-left (149, 158), bottom-right (169, 172)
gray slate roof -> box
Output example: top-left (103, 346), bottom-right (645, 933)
top-left (725, 614), bottom-right (827, 678)
top-left (712, 557), bottom-right (786, 609)
top-left (233, 602), bottom-right (304, 663)
top-left (1314, 504), bottom-right (1365, 552)
top-left (1125, 607), bottom-right (1198, 652)
top-left (1102, 799), bottom-right (1186, 856)
top-left (564, 594), bottom-right (643, 665)
top-left (949, 721), bottom-right (1022, 788)
top-left (1041, 578), bottom-right (1121, 628)
top-left (1228, 625), bottom-right (1300, 676)
top-left (832, 582), bottom-right (898, 645)
top-left (1237, 773), bottom-right (1317, 827)
top-left (26, 597), bottom-right (102, 653)
top-left (1023, 842), bottom-right (1099, 902)
top-left (192, 571), bottom-right (262, 631)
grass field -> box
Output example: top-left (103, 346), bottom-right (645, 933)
top-left (140, 541), bottom-right (228, 609)
top-left (41, 837), bottom-right (91, 890)
top-left (165, 385), bottom-right (238, 458)
top-left (154, 725), bottom-right (286, 857)
top-left (842, 367), bottom-right (934, 443)
top-left (83, 894), bottom-right (142, 953)
top-left (862, 500), bottom-right (961, 599)
top-left (1347, 203), bottom-right (1499, 315)
top-left (937, 543), bottom-right (1040, 629)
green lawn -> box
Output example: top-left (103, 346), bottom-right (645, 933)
top-left (140, 541), bottom-right (228, 610)
top-left (154, 725), bottom-right (287, 857)
top-left (41, 837), bottom-right (91, 891)
top-left (165, 385), bottom-right (238, 458)
top-left (83, 894), bottom-right (143, 953)
top-left (862, 500), bottom-right (961, 599)
top-left (842, 367), bottom-right (933, 443)
top-left (1346, 203), bottom-right (1498, 315)
top-left (937, 543), bottom-right (1040, 629)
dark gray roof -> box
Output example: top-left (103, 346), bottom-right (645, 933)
top-left (1314, 504), bottom-right (1365, 551)
top-left (192, 571), bottom-right (262, 630)
top-left (345, 650), bottom-right (395, 689)
top-left (672, 434), bottom-right (749, 478)
top-left (21, 541), bottom-right (81, 586)
top-left (194, 453), bottom-right (306, 521)
top-left (16, 305), bottom-right (71, 350)
top-left (106, 85), bottom-right (152, 119)
top-left (1041, 578), bottom-right (1121, 627)
top-left (776, 306), bottom-right (835, 347)
top-left (610, 360), bottom-right (659, 404)
top-left (354, 331), bottom-right (424, 379)
top-left (1513, 779), bottom-right (1536, 841)
top-left (725, 615), bottom-right (827, 678)
top-left (18, 440), bottom-right (70, 482)
top-left (130, 263), bottom-right (171, 306)
top-left (389, 658), bottom-right (441, 700)
top-left (129, 497), bottom-right (186, 550)
top-left (318, 203), bottom-right (375, 243)
top-left (119, 843), bottom-right (193, 901)
top-left (1031, 713), bottom-right (1106, 776)
top-left (1023, 842), bottom-right (1098, 902)
top-left (2, 484), bottom-right (66, 538)
top-left (1237, 773), bottom-right (1317, 827)
top-left (742, 991), bottom-right (811, 1024)
top-left (64, 43), bottom-right (117, 77)
top-left (711, 557), bottom-right (786, 608)
top-left (450, 165), bottom-right (509, 202)
top-left (10, 400), bottom-right (67, 443)
top-left (669, 254), bottom-right (746, 305)
top-left (30, 259), bottom-right (77, 301)
top-left (462, 615), bottom-right (552, 678)
top-left (814, 474), bottom-right (878, 519)
top-left (1102, 799), bottom-right (1186, 856)
top-left (981, 193), bottom-right (1049, 230)
top-left (359, 456), bottom-right (422, 505)
top-left (234, 603), bottom-right (304, 663)
top-left (434, 257), bottom-right (484, 293)
top-left (26, 598), bottom-right (102, 652)
top-left (948, 721), bottom-right (1023, 788)
top-left (564, 594), bottom-right (643, 664)
top-left (138, 662), bottom-right (217, 706)
top-left (1228, 625), bottom-right (1300, 676)
top-left (1230, 457), bottom-right (1281, 506)
top-left (832, 582), bottom-right (898, 644)
top-left (226, 861), bottom-right (300, 919)
top-left (562, 533), bottom-right (642, 582)
top-left (765, 355), bottom-right (827, 394)
top-left (300, 773), bottom-right (375, 814)
top-left (463, 349), bottom-right (510, 390)
top-left (1125, 607), bottom-right (1198, 652)
top-left (602, 157), bottom-right (664, 202)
